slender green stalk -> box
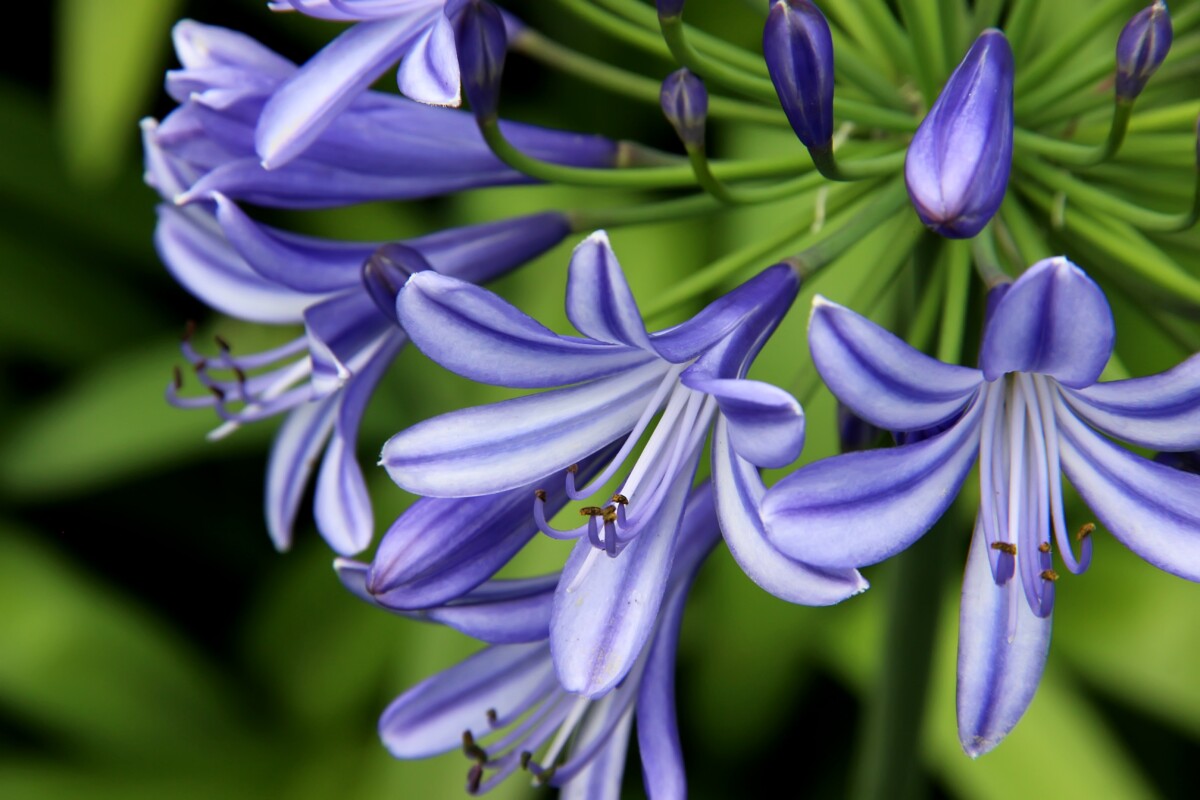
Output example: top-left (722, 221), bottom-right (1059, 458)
top-left (786, 178), bottom-right (911, 277)
top-left (971, 0), bottom-right (1005, 32)
top-left (567, 192), bottom-right (726, 231)
top-left (857, 0), bottom-right (918, 77)
top-left (1003, 0), bottom-right (1038, 64)
top-left (969, 223), bottom-right (1012, 286)
top-left (658, 14), bottom-right (778, 102)
top-left (1012, 102), bottom-right (1133, 167)
top-left (904, 244), bottom-right (949, 354)
top-left (897, 0), bottom-right (947, 101)
top-left (547, 0), bottom-right (670, 59)
top-left (684, 144), bottom-right (829, 205)
top-left (510, 28), bottom-right (787, 127)
top-left (1014, 0), bottom-right (1130, 93)
top-left (835, 46), bottom-right (914, 112)
top-left (808, 146), bottom-right (908, 181)
top-left (999, 193), bottom-right (1052, 262)
top-left (835, 98), bottom-right (921, 132)
top-left (937, 240), bottom-right (973, 364)
top-left (938, 0), bottom-right (971, 72)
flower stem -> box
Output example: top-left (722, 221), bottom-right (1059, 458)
top-left (1013, 0), bottom-right (1129, 93)
top-left (658, 13), bottom-right (778, 102)
top-left (896, 0), bottom-right (947, 102)
top-left (808, 145), bottom-right (908, 182)
top-left (1012, 101), bottom-right (1133, 168)
top-left (566, 192), bottom-right (725, 231)
top-left (786, 178), bottom-right (911, 277)
top-left (546, 0), bottom-right (670, 58)
top-left (969, 223), bottom-right (1011, 287)
top-left (937, 240), bottom-right (972, 365)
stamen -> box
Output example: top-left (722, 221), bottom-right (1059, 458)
top-left (533, 493), bottom-right (589, 541)
top-left (214, 334), bottom-right (231, 352)
top-left (1038, 542), bottom-right (1051, 554)
top-left (486, 708), bottom-right (499, 727)
top-left (1076, 522), bottom-right (1095, 541)
top-left (467, 763), bottom-right (483, 795)
top-left (534, 489), bottom-right (547, 502)
top-left (611, 494), bottom-right (628, 505)
top-left (991, 542), bottom-right (1017, 555)
top-left (1040, 569), bottom-right (1059, 582)
top-left (172, 366), bottom-right (183, 390)
top-left (579, 506), bottom-right (602, 516)
top-left (462, 731), bottom-right (488, 764)
top-left (566, 464), bottom-right (578, 474)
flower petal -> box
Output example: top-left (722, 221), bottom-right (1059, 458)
top-left (957, 519), bottom-right (1052, 758)
top-left (397, 271), bottom-right (655, 389)
top-left (808, 295), bottom-right (983, 432)
top-left (559, 712), bottom-right (633, 800)
top-left (382, 361), bottom-right (666, 496)
top-left (712, 419), bottom-right (868, 604)
top-left (634, 584), bottom-right (687, 800)
top-left (1061, 352), bottom-right (1200, 450)
top-left (397, 11), bottom-right (461, 106)
top-left (685, 376), bottom-right (804, 468)
top-left (265, 394), bottom-right (338, 551)
top-left (1056, 399), bottom-right (1200, 581)
top-left (378, 641), bottom-right (553, 759)
top-left (980, 257), bottom-right (1114, 388)
top-left (565, 231), bottom-right (654, 350)
top-left (762, 395), bottom-right (984, 569)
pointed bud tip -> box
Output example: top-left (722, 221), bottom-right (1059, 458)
top-left (363, 243), bottom-right (434, 323)
top-left (1116, 1), bottom-right (1173, 101)
top-left (452, 0), bottom-right (508, 120)
top-left (763, 0), bottom-right (835, 150)
top-left (660, 68), bottom-right (708, 148)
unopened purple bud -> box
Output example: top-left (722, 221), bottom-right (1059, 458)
top-left (363, 244), bottom-right (433, 323)
top-left (763, 0), bottom-right (835, 150)
top-left (656, 0), bottom-right (686, 17)
top-left (661, 69), bottom-right (708, 148)
top-left (905, 29), bottom-right (1013, 239)
top-left (452, 0), bottom-right (507, 120)
top-left (1116, 1), bottom-right (1172, 102)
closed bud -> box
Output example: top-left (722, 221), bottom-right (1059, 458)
top-left (656, 0), bottom-right (686, 18)
top-left (660, 68), bottom-right (708, 148)
top-left (1116, 1), bottom-right (1173, 102)
top-left (763, 0), bottom-right (835, 150)
top-left (905, 29), bottom-right (1014, 239)
top-left (363, 244), bottom-right (433, 323)
top-left (451, 0), bottom-right (507, 120)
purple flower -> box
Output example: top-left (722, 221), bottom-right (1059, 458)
top-left (762, 256), bottom-right (1200, 755)
top-left (660, 68), bottom-right (708, 149)
top-left (150, 21), bottom-right (616, 209)
top-left (763, 0), bottom-right (835, 151)
top-left (904, 30), bottom-right (1013, 238)
top-left (341, 483), bottom-right (720, 798)
top-left (1115, 1), bottom-right (1173, 102)
top-left (382, 232), bottom-right (865, 695)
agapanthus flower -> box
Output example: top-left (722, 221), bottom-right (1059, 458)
top-left (904, 29), bottom-right (1014, 238)
top-left (149, 20), bottom-right (617, 210)
top-left (337, 483), bottom-right (721, 798)
top-left (382, 232), bottom-right (865, 695)
top-left (762, 256), bottom-right (1200, 754)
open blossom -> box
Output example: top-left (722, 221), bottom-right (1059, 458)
top-left (762, 256), bottom-right (1200, 755)
top-left (382, 232), bottom-right (865, 695)
top-left (336, 483), bottom-right (720, 799)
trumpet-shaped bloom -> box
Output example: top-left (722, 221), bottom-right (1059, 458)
top-left (904, 29), bottom-right (1013, 238)
top-left (346, 483), bottom-right (721, 799)
top-left (762, 256), bottom-right (1200, 755)
top-left (383, 232), bottom-right (865, 695)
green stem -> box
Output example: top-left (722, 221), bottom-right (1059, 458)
top-left (937, 240), bottom-right (972, 364)
top-left (835, 45), bottom-right (914, 112)
top-left (834, 98), bottom-right (921, 132)
top-left (807, 145), bottom-right (907, 182)
top-left (1012, 101), bottom-right (1133, 167)
top-left (897, 0), bottom-right (947, 101)
top-left (938, 0), bottom-right (971, 73)
top-left (969, 223), bottom-right (1011, 286)
top-left (510, 28), bottom-right (788, 127)
top-left (998, 193), bottom-right (1052, 263)
top-left (971, 0), bottom-right (1005, 32)
top-left (567, 192), bottom-right (725, 231)
top-left (658, 13), bottom-right (778, 102)
top-left (1003, 0), bottom-right (1038, 65)
top-left (857, 0), bottom-right (918, 78)
top-left (684, 144), bottom-right (827, 205)
top-left (547, 0), bottom-right (670, 59)
top-left (786, 178), bottom-right (911, 277)
top-left (905, 244), bottom-right (949, 354)
top-left (1014, 0), bottom-right (1129, 93)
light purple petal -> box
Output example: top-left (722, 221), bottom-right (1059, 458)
top-left (686, 376), bottom-right (804, 468)
top-left (382, 360), bottom-right (666, 496)
top-left (1061, 352), bottom-right (1200, 450)
top-left (712, 419), bottom-right (868, 604)
top-left (256, 12), bottom-right (438, 168)
top-left (303, 291), bottom-right (393, 396)
top-left (559, 712), bottom-right (633, 800)
top-left (1056, 400), bottom-right (1200, 581)
top-left (808, 295), bottom-right (983, 432)
top-left (762, 395), bottom-right (984, 569)
top-left (265, 394), bottom-right (338, 551)
top-left (154, 205), bottom-right (316, 323)
top-left (550, 447), bottom-right (699, 697)
top-left (397, 271), bottom-right (655, 389)
top-left (397, 11), bottom-right (461, 106)
top-left (565, 231), bottom-right (654, 351)
top-left (634, 585), bottom-right (687, 800)
top-left (379, 641), bottom-right (553, 758)
top-left (957, 519), bottom-right (1052, 757)
top-left (980, 257), bottom-right (1114, 388)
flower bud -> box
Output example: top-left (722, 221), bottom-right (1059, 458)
top-left (660, 68), bottom-right (708, 149)
top-left (451, 0), bottom-right (507, 120)
top-left (362, 243), bottom-right (433, 323)
top-left (905, 29), bottom-right (1013, 239)
top-left (763, 0), bottom-right (835, 150)
top-left (1116, 1), bottom-right (1172, 102)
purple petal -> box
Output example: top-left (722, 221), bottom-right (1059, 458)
top-left (957, 519), bottom-right (1052, 757)
top-left (808, 295), bottom-right (983, 432)
top-left (1056, 400), bottom-right (1200, 581)
top-left (565, 232), bottom-right (654, 350)
top-left (382, 361), bottom-right (666, 496)
top-left (397, 11), bottom-right (461, 106)
top-left (379, 641), bottom-right (553, 758)
top-left (1061, 352), bottom-right (1200, 450)
top-left (303, 291), bottom-right (394, 396)
top-left (410, 211), bottom-right (571, 284)
top-left (685, 377), bottom-right (804, 468)
top-left (265, 394), bottom-right (338, 551)
top-left (397, 271), bottom-right (656, 389)
top-left (634, 584), bottom-right (688, 800)
top-left (550, 449), bottom-right (699, 697)
top-left (256, 12), bottom-right (438, 168)
top-left (762, 395), bottom-right (984, 569)
top-left (559, 713), bottom-right (633, 800)
top-left (980, 257), bottom-right (1114, 388)
top-left (712, 419), bottom-right (868, 604)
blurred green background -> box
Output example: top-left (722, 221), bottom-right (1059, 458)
top-left (1, 1), bottom-right (1199, 798)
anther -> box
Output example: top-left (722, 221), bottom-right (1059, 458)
top-left (579, 506), bottom-right (603, 516)
top-left (534, 489), bottom-right (547, 502)
top-left (1076, 522), bottom-right (1095, 541)
top-left (612, 494), bottom-right (629, 505)
top-left (1038, 542), bottom-right (1051, 554)
top-left (1040, 569), bottom-right (1060, 582)
top-left (182, 320), bottom-right (196, 342)
top-left (991, 542), bottom-right (1017, 555)
top-left (208, 385), bottom-right (226, 401)
top-left (467, 763), bottom-right (483, 795)
top-left (602, 507), bottom-right (617, 523)
top-left (172, 366), bottom-right (183, 390)
top-left (214, 334), bottom-right (231, 352)
top-left (233, 366), bottom-right (247, 385)
top-left (566, 464), bottom-right (578, 475)
top-left (486, 708), bottom-right (498, 725)
top-left (194, 358), bottom-right (208, 372)
top-left (519, 751), bottom-right (532, 769)
top-left (461, 731), bottom-right (488, 763)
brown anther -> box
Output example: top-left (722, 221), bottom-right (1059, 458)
top-left (461, 730), bottom-right (488, 764)
top-left (566, 464), bottom-right (578, 474)
top-left (467, 763), bottom-right (483, 794)
top-left (990, 542), bottom-right (1017, 555)
top-left (520, 751), bottom-right (532, 770)
top-left (579, 506), bottom-right (603, 516)
top-left (172, 366), bottom-right (183, 390)
top-left (486, 708), bottom-right (498, 725)
top-left (1076, 522), bottom-right (1095, 541)
top-left (1038, 542), bottom-right (1051, 554)
top-left (194, 358), bottom-right (208, 372)
top-left (602, 508), bottom-right (618, 524)
top-left (182, 320), bottom-right (196, 342)
top-left (611, 493), bottom-right (629, 505)
top-left (214, 334), bottom-right (231, 351)
top-left (233, 366), bottom-right (247, 385)
top-left (1040, 569), bottom-right (1060, 582)
top-left (208, 385), bottom-right (226, 401)
top-left (534, 489), bottom-right (547, 502)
